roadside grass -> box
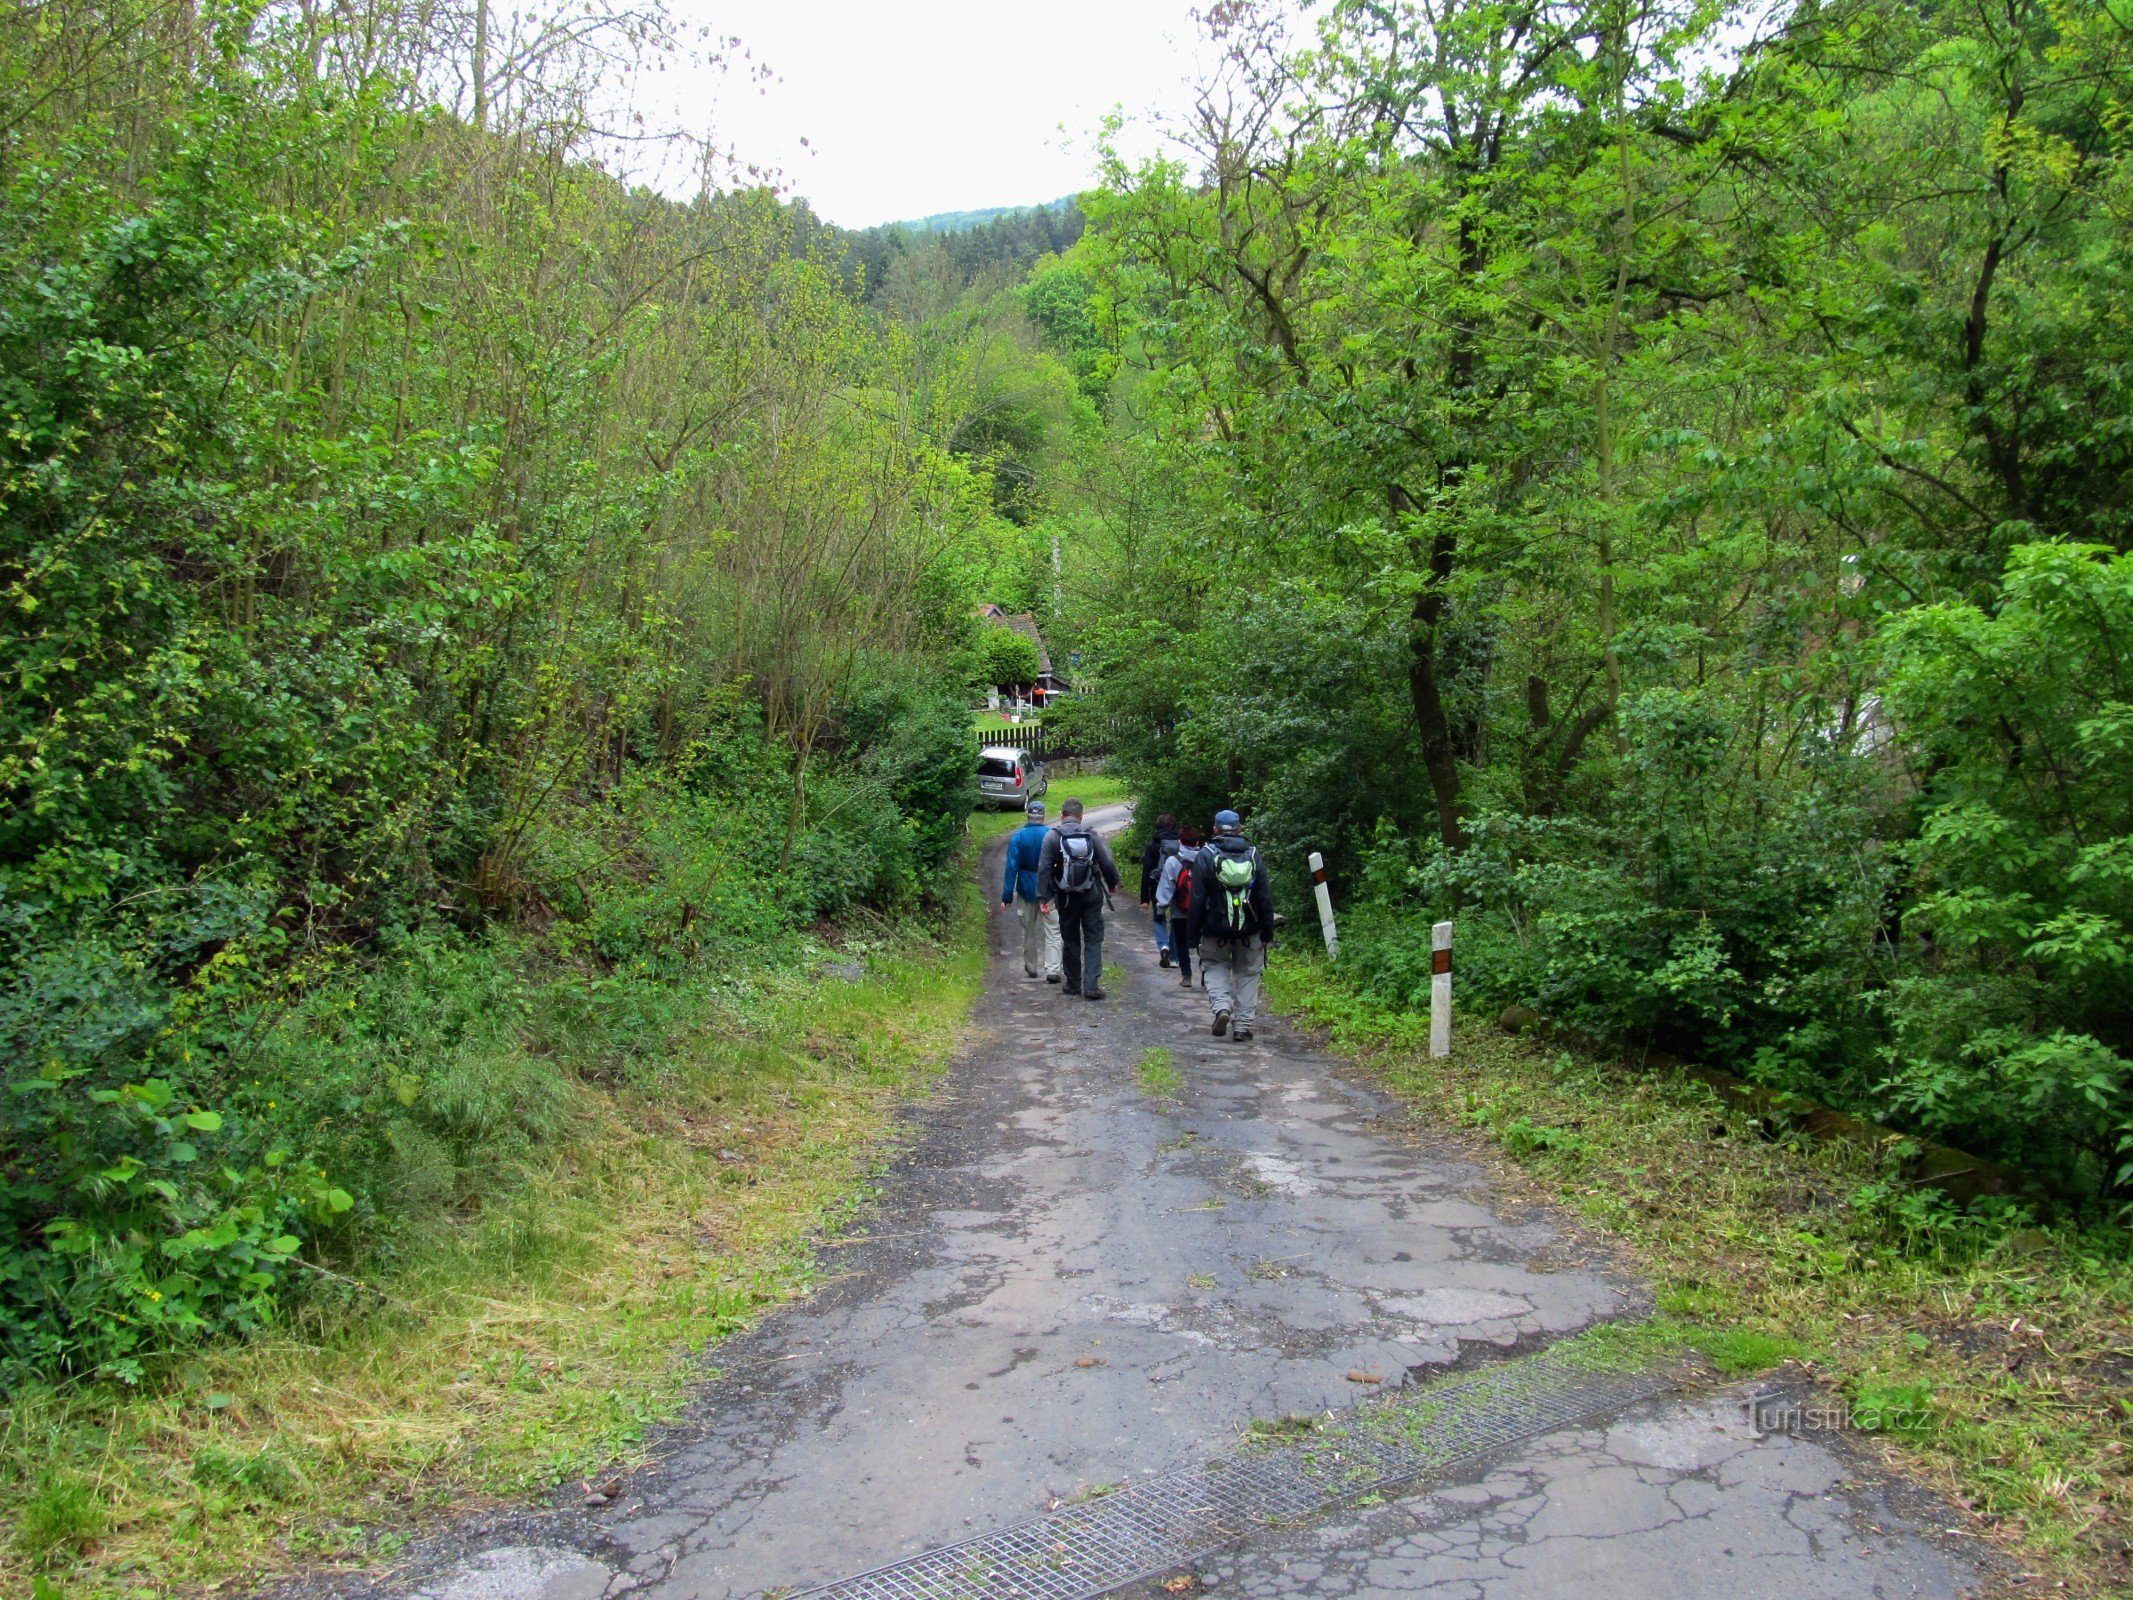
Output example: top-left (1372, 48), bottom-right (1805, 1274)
top-left (1265, 951), bottom-right (2133, 1593)
top-left (1046, 772), bottom-right (1131, 816)
top-left (966, 772), bottom-right (1133, 848)
top-left (967, 804), bottom-right (1037, 845)
top-left (2, 886), bottom-right (991, 1598)
top-left (1136, 1047), bottom-right (1183, 1101)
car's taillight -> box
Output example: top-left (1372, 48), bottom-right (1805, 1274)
top-left (1014, 772), bottom-right (1024, 787)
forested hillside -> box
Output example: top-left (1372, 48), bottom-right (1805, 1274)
top-left (873, 198), bottom-right (1081, 237)
top-left (0, 0), bottom-right (1085, 1393)
top-left (828, 197), bottom-right (1087, 306)
top-left (1037, 0), bottom-right (2133, 1207)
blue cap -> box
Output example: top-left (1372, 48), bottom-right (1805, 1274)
top-left (1214, 809), bottom-right (1241, 831)
top-left (1026, 799), bottom-right (1047, 817)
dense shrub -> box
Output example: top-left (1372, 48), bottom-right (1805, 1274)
top-left (1057, 0), bottom-right (2133, 1214)
top-left (0, 10), bottom-right (992, 1383)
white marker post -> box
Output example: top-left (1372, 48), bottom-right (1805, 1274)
top-left (1308, 851), bottom-right (1339, 959)
top-left (1430, 920), bottom-right (1454, 1058)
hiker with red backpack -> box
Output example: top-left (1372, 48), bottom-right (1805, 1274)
top-left (1155, 823), bottom-right (1200, 986)
top-left (1037, 797), bottom-right (1123, 1000)
top-left (1186, 809), bottom-right (1274, 1040)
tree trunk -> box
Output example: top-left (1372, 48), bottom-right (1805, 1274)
top-left (1395, 487), bottom-right (1465, 851)
top-left (1409, 596), bottom-right (1465, 851)
top-left (1593, 8), bottom-right (1634, 746)
top-left (472, 0), bottom-right (490, 131)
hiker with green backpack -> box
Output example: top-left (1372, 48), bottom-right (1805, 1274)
top-left (1186, 808), bottom-right (1274, 1040)
top-left (1037, 797), bottom-right (1123, 1000)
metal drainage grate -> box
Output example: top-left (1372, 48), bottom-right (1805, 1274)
top-left (787, 1341), bottom-right (1677, 1600)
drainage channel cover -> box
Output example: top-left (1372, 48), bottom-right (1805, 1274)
top-left (786, 1340), bottom-right (1678, 1600)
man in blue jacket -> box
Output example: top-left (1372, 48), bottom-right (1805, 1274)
top-left (1001, 800), bottom-right (1061, 982)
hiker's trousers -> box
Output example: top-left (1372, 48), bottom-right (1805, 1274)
top-left (1017, 895), bottom-right (1061, 978)
top-left (1057, 892), bottom-right (1106, 994)
top-left (1168, 910), bottom-right (1192, 979)
top-left (1201, 937), bottom-right (1266, 1028)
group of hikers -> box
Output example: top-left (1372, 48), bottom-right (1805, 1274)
top-left (1000, 799), bottom-right (1274, 1041)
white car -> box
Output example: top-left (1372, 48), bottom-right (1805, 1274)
top-left (975, 745), bottom-right (1047, 810)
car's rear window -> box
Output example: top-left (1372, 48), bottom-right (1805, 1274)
top-left (977, 757), bottom-right (1018, 777)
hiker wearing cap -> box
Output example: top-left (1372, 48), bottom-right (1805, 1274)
top-left (1037, 797), bottom-right (1123, 1000)
top-left (1187, 809), bottom-right (1274, 1040)
top-left (1001, 799), bottom-right (1062, 983)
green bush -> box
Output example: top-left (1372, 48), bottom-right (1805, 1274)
top-left (1327, 548), bottom-right (2133, 1207)
top-left (0, 714), bottom-right (970, 1383)
top-left (0, 18), bottom-right (992, 1383)
top-left (1878, 544), bottom-right (2133, 1201)
top-left (975, 624), bottom-right (1043, 691)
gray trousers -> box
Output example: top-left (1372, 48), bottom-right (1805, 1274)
top-left (1018, 896), bottom-right (1061, 977)
top-left (1201, 938), bottom-right (1267, 1028)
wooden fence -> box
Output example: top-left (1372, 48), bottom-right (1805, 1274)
top-left (975, 719), bottom-right (1119, 762)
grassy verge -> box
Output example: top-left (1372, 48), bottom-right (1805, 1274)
top-left (1266, 951), bottom-right (2133, 1593)
top-left (966, 772), bottom-right (1133, 847)
top-left (4, 889), bottom-right (992, 1598)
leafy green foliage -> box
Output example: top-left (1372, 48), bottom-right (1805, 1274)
top-left (974, 624), bottom-right (1043, 690)
top-left (1878, 544), bottom-right (2133, 1197)
top-left (1021, 260), bottom-right (1113, 397)
top-left (1060, 0), bottom-right (2133, 1209)
top-left (0, 3), bottom-right (1000, 1381)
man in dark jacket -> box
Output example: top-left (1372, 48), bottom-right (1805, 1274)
top-left (1139, 813), bottom-right (1180, 968)
top-left (1187, 808), bottom-right (1274, 1040)
top-left (1000, 800), bottom-right (1060, 982)
top-left (1037, 797), bottom-right (1123, 1000)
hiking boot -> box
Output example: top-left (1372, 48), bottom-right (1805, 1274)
top-left (1159, 950), bottom-right (1172, 969)
top-left (1212, 1010), bottom-right (1231, 1037)
top-left (1083, 987), bottom-right (1106, 1001)
top-left (1046, 973), bottom-right (1062, 984)
top-left (1025, 966), bottom-right (1039, 979)
top-left (1179, 972), bottom-right (1193, 988)
top-left (1234, 1027), bottom-right (1255, 1042)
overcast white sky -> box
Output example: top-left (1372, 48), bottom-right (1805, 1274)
top-left (638, 0), bottom-right (1216, 227)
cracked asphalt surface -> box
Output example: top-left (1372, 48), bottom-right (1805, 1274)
top-left (342, 810), bottom-right (1982, 1600)
top-left (1109, 1387), bottom-right (1983, 1598)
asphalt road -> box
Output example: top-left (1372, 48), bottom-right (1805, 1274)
top-left (345, 810), bottom-right (1984, 1600)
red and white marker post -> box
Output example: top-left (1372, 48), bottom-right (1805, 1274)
top-left (1430, 920), bottom-right (1453, 1058)
top-left (1308, 851), bottom-right (1338, 959)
